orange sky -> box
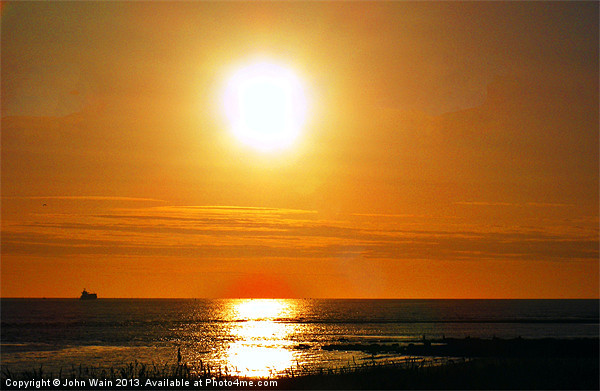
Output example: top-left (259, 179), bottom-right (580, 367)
top-left (1, 1), bottom-right (598, 298)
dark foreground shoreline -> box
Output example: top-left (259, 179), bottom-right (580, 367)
top-left (2, 337), bottom-right (598, 390)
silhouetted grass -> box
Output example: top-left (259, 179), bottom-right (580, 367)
top-left (3, 357), bottom-right (598, 390)
top-left (277, 357), bottom-right (599, 390)
top-left (3, 360), bottom-right (203, 385)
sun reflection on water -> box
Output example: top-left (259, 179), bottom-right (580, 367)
top-left (233, 299), bottom-right (292, 321)
top-left (223, 299), bottom-right (297, 377)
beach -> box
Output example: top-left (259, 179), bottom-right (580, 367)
top-left (2, 299), bottom-right (598, 389)
top-left (3, 337), bottom-right (598, 389)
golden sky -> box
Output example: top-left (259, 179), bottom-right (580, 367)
top-left (2, 1), bottom-right (598, 298)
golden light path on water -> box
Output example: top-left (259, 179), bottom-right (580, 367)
top-left (223, 299), bottom-right (297, 377)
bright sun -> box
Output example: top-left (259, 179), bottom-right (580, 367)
top-left (223, 61), bottom-right (308, 152)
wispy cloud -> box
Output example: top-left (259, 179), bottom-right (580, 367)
top-left (3, 195), bottom-right (167, 202)
top-left (454, 201), bottom-right (519, 207)
top-left (455, 201), bottom-right (576, 208)
top-left (2, 205), bottom-right (597, 263)
top-left (526, 202), bottom-right (576, 208)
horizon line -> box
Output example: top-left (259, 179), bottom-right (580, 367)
top-left (1, 296), bottom-right (598, 300)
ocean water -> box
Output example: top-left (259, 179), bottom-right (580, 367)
top-left (1, 299), bottom-right (598, 377)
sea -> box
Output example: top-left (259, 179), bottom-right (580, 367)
top-left (1, 299), bottom-right (598, 378)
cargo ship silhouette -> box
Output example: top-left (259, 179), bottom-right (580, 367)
top-left (80, 288), bottom-right (97, 300)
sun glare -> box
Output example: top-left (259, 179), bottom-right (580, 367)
top-left (234, 299), bottom-right (290, 321)
top-left (223, 61), bottom-right (308, 152)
